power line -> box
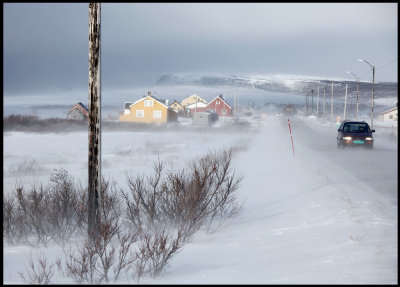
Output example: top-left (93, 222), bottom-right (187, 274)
top-left (356, 57), bottom-right (397, 81)
top-left (360, 69), bottom-right (372, 81)
top-left (376, 57), bottom-right (398, 70)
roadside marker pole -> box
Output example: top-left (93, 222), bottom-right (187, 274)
top-left (288, 118), bottom-right (295, 157)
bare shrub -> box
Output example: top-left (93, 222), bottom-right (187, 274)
top-left (4, 169), bottom-right (88, 246)
top-left (113, 231), bottom-right (139, 281)
top-left (47, 168), bottom-right (82, 245)
top-left (90, 179), bottom-right (123, 283)
top-left (121, 159), bottom-right (166, 232)
top-left (15, 182), bottom-right (52, 245)
top-left (60, 178), bottom-right (139, 284)
top-left (75, 184), bottom-right (89, 233)
top-left (135, 227), bottom-right (186, 280)
top-left (60, 227), bottom-right (140, 284)
top-left (122, 148), bottom-right (242, 233)
top-left (61, 229), bottom-right (140, 284)
top-left (62, 241), bottom-right (98, 284)
top-left (3, 193), bottom-right (21, 244)
top-left (120, 148), bottom-right (243, 278)
top-left (7, 148), bottom-right (243, 283)
top-left (18, 253), bottom-right (55, 285)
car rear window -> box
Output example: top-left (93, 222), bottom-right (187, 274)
top-left (343, 123), bottom-right (370, 132)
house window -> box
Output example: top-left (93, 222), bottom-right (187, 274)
top-left (153, 110), bottom-right (162, 119)
top-left (216, 100), bottom-right (220, 105)
top-left (389, 115), bottom-right (393, 119)
top-left (144, 100), bottom-right (153, 107)
top-left (222, 109), bottom-right (227, 115)
top-left (136, 110), bottom-right (144, 118)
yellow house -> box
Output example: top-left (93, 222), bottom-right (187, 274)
top-left (169, 100), bottom-right (185, 114)
top-left (181, 94), bottom-right (207, 107)
top-left (119, 92), bottom-right (177, 124)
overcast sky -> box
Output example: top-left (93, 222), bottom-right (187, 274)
top-left (3, 3), bottom-right (398, 96)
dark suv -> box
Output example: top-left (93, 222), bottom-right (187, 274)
top-left (337, 121), bottom-right (375, 149)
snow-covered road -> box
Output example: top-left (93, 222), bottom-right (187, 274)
top-left (145, 116), bottom-right (397, 284)
top-left (293, 116), bottom-right (398, 204)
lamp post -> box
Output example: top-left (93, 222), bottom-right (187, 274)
top-left (345, 71), bottom-right (360, 120)
top-left (357, 59), bottom-right (375, 129)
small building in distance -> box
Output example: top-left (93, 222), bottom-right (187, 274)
top-left (181, 94), bottom-right (208, 107)
top-left (378, 105), bottom-right (398, 121)
top-left (119, 92), bottom-right (177, 124)
top-left (193, 112), bottom-right (219, 126)
top-left (169, 100), bottom-right (185, 116)
top-left (203, 94), bottom-right (233, 117)
top-left (67, 102), bottom-right (89, 120)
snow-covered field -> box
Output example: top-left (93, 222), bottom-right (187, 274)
top-left (3, 113), bottom-right (397, 284)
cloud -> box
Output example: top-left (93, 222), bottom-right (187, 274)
top-left (3, 3), bottom-right (398, 96)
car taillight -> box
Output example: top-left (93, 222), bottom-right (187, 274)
top-left (365, 137), bottom-right (373, 141)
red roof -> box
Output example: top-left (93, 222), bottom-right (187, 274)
top-left (68, 102), bottom-right (89, 119)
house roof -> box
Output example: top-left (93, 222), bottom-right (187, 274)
top-left (181, 94), bottom-right (208, 106)
top-left (209, 95), bottom-right (232, 109)
top-left (380, 106), bottom-right (398, 115)
top-left (170, 100), bottom-right (184, 107)
top-left (128, 95), bottom-right (171, 110)
top-left (68, 102), bottom-right (89, 118)
top-left (186, 102), bottom-right (207, 109)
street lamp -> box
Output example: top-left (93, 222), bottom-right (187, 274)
top-left (345, 71), bottom-right (360, 120)
top-left (357, 58), bottom-right (375, 129)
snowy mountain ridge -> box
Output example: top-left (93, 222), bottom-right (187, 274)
top-left (156, 72), bottom-right (398, 99)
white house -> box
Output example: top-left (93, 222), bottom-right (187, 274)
top-left (379, 106), bottom-right (398, 121)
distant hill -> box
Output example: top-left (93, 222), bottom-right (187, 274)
top-left (156, 73), bottom-right (398, 100)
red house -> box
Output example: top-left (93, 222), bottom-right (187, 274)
top-left (204, 94), bottom-right (233, 117)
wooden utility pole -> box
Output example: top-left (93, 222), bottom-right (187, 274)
top-left (330, 83), bottom-right (334, 123)
top-left (88, 2), bottom-right (102, 240)
top-left (234, 91), bottom-right (239, 120)
top-left (343, 84), bottom-right (348, 120)
top-left (316, 84), bottom-right (320, 118)
top-left (371, 65), bottom-right (375, 129)
top-left (311, 89), bottom-right (314, 115)
top-left (306, 91), bottom-right (309, 115)
top-left (323, 86), bottom-right (326, 119)
top-left (356, 78), bottom-right (360, 120)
